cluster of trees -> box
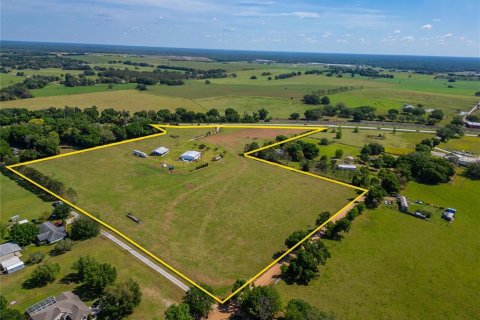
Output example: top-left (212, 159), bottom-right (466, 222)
top-left (63, 73), bottom-right (96, 87)
top-left (436, 123), bottom-right (465, 142)
top-left (250, 135), bottom-right (319, 164)
top-left (304, 66), bottom-right (394, 78)
top-left (464, 162), bottom-right (480, 179)
top-left (15, 166), bottom-right (76, 198)
top-left (74, 256), bottom-right (117, 293)
top-left (275, 71), bottom-right (301, 80)
top-left (302, 103), bottom-right (377, 122)
top-left (0, 296), bottom-right (23, 320)
top-left (1, 75), bottom-right (60, 101)
top-left (96, 68), bottom-right (185, 86)
top-left (398, 104), bottom-right (445, 125)
top-left (157, 64), bottom-right (228, 79)
top-left (0, 52), bottom-right (90, 70)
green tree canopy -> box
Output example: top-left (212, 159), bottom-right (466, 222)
top-left (99, 279), bottom-right (142, 319)
top-left (240, 286), bottom-right (282, 320)
top-left (9, 222), bottom-right (38, 247)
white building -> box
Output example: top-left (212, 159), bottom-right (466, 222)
top-left (152, 147), bottom-right (170, 156)
top-left (336, 164), bottom-right (357, 170)
top-left (180, 151), bottom-right (201, 162)
top-left (1, 256), bottom-right (24, 274)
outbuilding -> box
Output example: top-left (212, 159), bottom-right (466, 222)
top-left (336, 164), bottom-right (357, 170)
top-left (180, 150), bottom-right (201, 162)
top-left (0, 242), bottom-right (22, 261)
top-left (133, 150), bottom-right (148, 158)
top-left (398, 196), bottom-right (409, 212)
top-left (152, 147), bottom-right (170, 156)
top-left (0, 256), bottom-right (24, 274)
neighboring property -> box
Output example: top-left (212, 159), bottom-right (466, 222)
top-left (26, 292), bottom-right (91, 320)
top-left (180, 150), bottom-right (201, 162)
top-left (398, 196), bottom-right (409, 212)
top-left (402, 104), bottom-right (415, 111)
top-left (133, 149), bottom-right (148, 158)
top-left (337, 164), bottom-right (357, 170)
top-left (0, 242), bottom-right (24, 274)
top-left (37, 221), bottom-right (67, 244)
top-left (442, 208), bottom-right (457, 222)
top-left (152, 146), bottom-right (170, 156)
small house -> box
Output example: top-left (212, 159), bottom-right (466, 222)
top-left (37, 222), bottom-right (67, 244)
top-left (337, 164), bottom-right (357, 170)
top-left (398, 196), bottom-right (409, 212)
top-left (152, 147), bottom-right (170, 156)
top-left (133, 150), bottom-right (148, 158)
top-left (180, 150), bottom-right (201, 162)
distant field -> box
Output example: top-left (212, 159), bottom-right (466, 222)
top-left (25, 127), bottom-right (358, 296)
top-left (2, 60), bottom-right (478, 122)
top-left (278, 176), bottom-right (480, 320)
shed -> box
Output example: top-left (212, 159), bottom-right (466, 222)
top-left (180, 150), bottom-right (201, 162)
top-left (37, 222), bottom-right (67, 244)
top-left (443, 211), bottom-right (455, 221)
top-left (337, 164), bottom-right (357, 170)
top-left (0, 256), bottom-right (24, 274)
top-left (152, 147), bottom-right (170, 156)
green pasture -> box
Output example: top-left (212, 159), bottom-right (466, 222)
top-left (26, 127), bottom-right (357, 295)
top-left (278, 176), bottom-right (480, 320)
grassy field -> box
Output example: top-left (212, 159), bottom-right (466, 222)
top-left (0, 172), bottom-right (53, 225)
top-left (25, 127), bottom-right (358, 296)
top-left (1, 237), bottom-right (184, 319)
top-left (277, 176), bottom-right (480, 320)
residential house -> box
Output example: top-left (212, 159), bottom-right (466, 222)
top-left (36, 222), bottom-right (66, 244)
top-left (27, 292), bottom-right (91, 320)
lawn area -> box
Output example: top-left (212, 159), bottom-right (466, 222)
top-left (309, 129), bottom-right (432, 155)
top-left (31, 83), bottom-right (136, 97)
top-left (1, 237), bottom-right (184, 319)
top-left (0, 172), bottom-right (53, 226)
top-left (439, 135), bottom-right (480, 154)
top-left (24, 127), bottom-right (358, 296)
top-left (277, 176), bottom-right (480, 320)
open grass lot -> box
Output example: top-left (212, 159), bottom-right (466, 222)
top-left (25, 127), bottom-right (358, 295)
top-left (1, 237), bottom-right (184, 319)
top-left (277, 176), bottom-right (480, 320)
top-left (439, 135), bottom-right (480, 154)
top-left (0, 172), bottom-right (53, 226)
top-left (309, 129), bottom-right (432, 155)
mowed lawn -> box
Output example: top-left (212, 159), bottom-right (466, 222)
top-left (277, 176), bottom-right (480, 320)
top-left (1, 237), bottom-right (184, 319)
top-left (26, 127), bottom-right (358, 295)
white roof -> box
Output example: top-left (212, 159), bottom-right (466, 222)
top-left (181, 151), bottom-right (201, 158)
top-left (153, 147), bottom-right (169, 154)
top-left (0, 242), bottom-right (21, 257)
top-left (337, 164), bottom-right (357, 169)
top-left (18, 219), bottom-right (29, 224)
top-left (1, 256), bottom-right (23, 269)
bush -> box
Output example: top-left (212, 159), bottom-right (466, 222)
top-left (464, 162), bottom-right (480, 179)
top-left (28, 252), bottom-right (45, 264)
top-left (52, 239), bottom-right (73, 255)
top-left (28, 263), bottom-right (60, 287)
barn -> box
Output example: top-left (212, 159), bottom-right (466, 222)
top-left (180, 151), bottom-right (201, 162)
top-left (152, 147), bottom-right (170, 156)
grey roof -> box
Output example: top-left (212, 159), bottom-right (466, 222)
top-left (0, 242), bottom-right (21, 256)
top-left (30, 292), bottom-right (91, 320)
top-left (37, 222), bottom-right (66, 244)
top-left (152, 146), bottom-right (170, 155)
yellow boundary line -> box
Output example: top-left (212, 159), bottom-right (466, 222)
top-left (6, 124), bottom-right (368, 304)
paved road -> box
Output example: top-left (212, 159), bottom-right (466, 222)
top-left (101, 230), bottom-right (189, 292)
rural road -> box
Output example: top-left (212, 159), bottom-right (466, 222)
top-left (100, 230), bottom-right (189, 292)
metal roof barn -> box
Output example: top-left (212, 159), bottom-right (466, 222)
top-left (180, 150), bottom-right (201, 162)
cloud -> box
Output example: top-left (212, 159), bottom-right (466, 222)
top-left (401, 35), bottom-right (415, 42)
top-left (432, 18), bottom-right (441, 22)
top-left (393, 30), bottom-right (401, 34)
top-left (322, 32), bottom-right (332, 38)
top-left (336, 39), bottom-right (347, 43)
top-left (421, 24), bottom-right (432, 30)
top-left (439, 33), bottom-right (453, 39)
top-left (358, 37), bottom-right (366, 43)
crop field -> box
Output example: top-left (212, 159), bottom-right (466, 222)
top-left (18, 127), bottom-right (359, 296)
top-left (277, 176), bottom-right (480, 320)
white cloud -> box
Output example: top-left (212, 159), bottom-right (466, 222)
top-left (322, 32), bottom-right (332, 38)
top-left (421, 24), bottom-right (432, 30)
top-left (432, 18), bottom-right (441, 22)
top-left (401, 35), bottom-right (415, 42)
top-left (440, 33), bottom-right (453, 39)
top-left (336, 39), bottom-right (347, 43)
top-left (291, 11), bottom-right (320, 19)
top-left (358, 37), bottom-right (366, 43)
top-left (393, 30), bottom-right (401, 34)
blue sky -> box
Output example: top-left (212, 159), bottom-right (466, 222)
top-left (1, 0), bottom-right (479, 57)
